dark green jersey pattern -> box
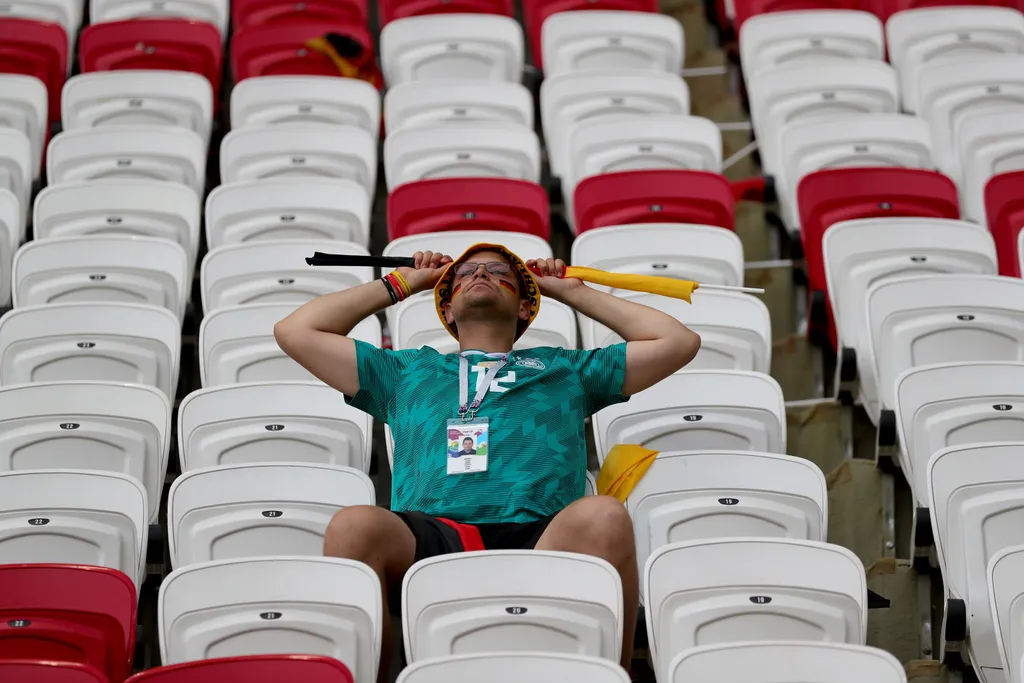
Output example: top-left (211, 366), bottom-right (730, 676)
top-left (346, 341), bottom-right (629, 524)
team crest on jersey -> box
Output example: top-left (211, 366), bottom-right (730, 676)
top-left (516, 357), bottom-right (546, 370)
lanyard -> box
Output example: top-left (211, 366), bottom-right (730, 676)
top-left (458, 353), bottom-right (509, 421)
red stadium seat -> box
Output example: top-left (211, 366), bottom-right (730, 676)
top-left (387, 178), bottom-right (550, 241)
top-left (378, 0), bottom-right (513, 26)
top-left (523, 0), bottom-right (658, 70)
top-left (0, 565), bottom-right (136, 683)
top-left (79, 19), bottom-right (223, 97)
top-left (231, 22), bottom-right (374, 82)
top-left (0, 661), bottom-right (110, 683)
top-left (797, 167), bottom-right (960, 347)
top-left (0, 18), bottom-right (67, 123)
top-left (232, 0), bottom-right (367, 32)
top-left (125, 655), bottom-right (354, 683)
top-left (873, 0), bottom-right (1022, 23)
top-left (572, 170), bottom-right (735, 236)
top-left (984, 170), bottom-right (1024, 278)
top-left (732, 0), bottom-right (859, 30)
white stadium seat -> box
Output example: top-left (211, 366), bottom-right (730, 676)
top-left (586, 471), bottom-right (597, 496)
top-left (959, 110), bottom-right (1024, 223)
top-left (403, 550), bottom-right (622, 663)
top-left (0, 74), bottom-right (47, 180)
top-left (167, 462), bottom-right (374, 568)
top-left (199, 303), bottom-right (381, 386)
top-left (0, 302), bottom-right (181, 398)
top-left (383, 121), bottom-right (541, 192)
top-left (669, 642), bottom-right (907, 683)
top-left (822, 218), bottom-right (998, 422)
top-left (219, 124), bottom-right (377, 199)
top-left (930, 441), bottom-right (1024, 683)
top-left (47, 126), bottom-right (206, 195)
top-left (867, 275), bottom-right (1024, 424)
top-left (380, 14), bottom-right (524, 86)
top-left (90, 0), bottom-right (228, 37)
top-left (158, 555), bottom-right (382, 683)
top-left (885, 6), bottom-right (1024, 113)
top-left (0, 469), bottom-right (148, 589)
top-left (748, 60), bottom-right (899, 175)
top-left (204, 178), bottom-right (370, 249)
top-left (989, 542), bottom-right (1024, 683)
top-left (0, 381), bottom-right (170, 524)
top-left (897, 362), bottom-right (1024, 505)
top-left (591, 370), bottom-right (786, 465)
top-left (62, 71), bottom-right (215, 146)
top-left (0, 128), bottom-right (31, 221)
top-left (580, 290), bottom-right (771, 373)
top-left (33, 180), bottom-right (202, 275)
top-left (626, 450), bottom-right (827, 603)
top-left (644, 538), bottom-right (867, 683)
top-left (200, 239), bottom-right (372, 314)
top-left (540, 11), bottom-right (684, 76)
top-left (570, 223), bottom-right (744, 288)
top-left (13, 235), bottom-right (190, 320)
top-left (177, 381), bottom-right (373, 473)
top-left (738, 10), bottom-right (884, 82)
top-left (0, 189), bottom-right (22, 307)
top-left (397, 653), bottom-right (631, 683)
top-left (917, 55), bottom-right (1024, 181)
top-left (383, 80), bottom-right (534, 133)
top-left (540, 70), bottom-right (690, 179)
top-left (777, 113), bottom-right (934, 231)
top-left (230, 76), bottom-right (381, 136)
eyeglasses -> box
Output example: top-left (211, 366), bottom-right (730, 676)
top-left (454, 261), bottom-right (513, 277)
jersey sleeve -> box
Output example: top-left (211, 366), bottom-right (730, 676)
top-left (344, 340), bottom-right (419, 422)
top-left (561, 343), bottom-right (629, 415)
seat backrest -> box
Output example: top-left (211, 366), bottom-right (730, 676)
top-left (0, 18), bottom-right (69, 124)
top-left (204, 178), bottom-right (369, 250)
top-left (158, 556), bottom-right (381, 683)
top-left (523, 0), bottom-right (658, 70)
top-left (402, 550), bottom-right (622, 662)
top-left (959, 110), bottom-right (1024, 225)
top-left (0, 74), bottom-right (48, 180)
top-left (199, 303), bottom-right (381, 386)
top-left (0, 564), bottom-right (136, 683)
top-left (0, 660), bottom-right (112, 683)
top-left (13, 235), bottom-right (190, 320)
top-left (0, 188), bottom-right (22, 307)
top-left (229, 21), bottom-right (373, 81)
top-left (627, 451), bottom-right (827, 603)
top-left (988, 542), bottom-right (1024, 683)
top-left (0, 470), bottom-right (148, 589)
top-left (985, 169), bottom-right (1024, 277)
top-left (125, 655), bottom-right (355, 683)
top-left (230, 76), bottom-right (380, 136)
top-left (178, 381), bottom-right (372, 473)
top-left (644, 538), bottom-right (867, 683)
top-left (230, 0), bottom-right (367, 30)
top-left (380, 14), bottom-right (524, 86)
top-left (219, 123), bottom-right (377, 197)
top-left (383, 121), bottom-right (541, 192)
top-left (0, 128), bottom-right (32, 218)
top-left (580, 290), bottom-right (771, 372)
top-left (0, 381), bottom-right (170, 523)
top-left (0, 302), bottom-right (181, 398)
top-left (541, 10), bottom-right (683, 76)
top-left (89, 0), bottom-right (228, 37)
top-left (668, 642), bottom-right (907, 683)
top-left (383, 80), bottom-right (533, 134)
top-left (397, 653), bottom-right (631, 683)
top-left (379, 0), bottom-right (513, 25)
top-left (46, 126), bottom-right (206, 195)
top-left (33, 180), bottom-right (201, 273)
top-left (168, 462), bottom-right (374, 568)
top-left (62, 70), bottom-right (214, 146)
top-left (592, 370), bottom-right (786, 464)
top-left (929, 440), bottom-right (1024, 673)
top-left (867, 274), bottom-right (1024, 413)
top-left (200, 239), bottom-right (371, 314)
top-left (540, 70), bottom-right (689, 179)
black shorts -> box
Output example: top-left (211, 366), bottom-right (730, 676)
top-left (396, 510), bottom-right (555, 563)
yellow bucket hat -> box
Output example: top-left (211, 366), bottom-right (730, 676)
top-left (434, 243), bottom-right (541, 341)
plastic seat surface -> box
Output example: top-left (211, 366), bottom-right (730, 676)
top-left (396, 653), bottom-right (631, 683)
top-left (0, 661), bottom-right (111, 683)
top-left (0, 18), bottom-right (68, 123)
top-left (230, 76), bottom-right (380, 135)
top-left (125, 655), bottom-right (354, 683)
top-left (540, 10), bottom-right (684, 76)
top-left (733, 0), bottom-right (860, 31)
top-left (232, 0), bottom-right (366, 30)
top-left (379, 0), bottom-right (512, 25)
top-left (231, 22), bottom-right (375, 82)
top-left (985, 170), bottom-right (1024, 277)
top-left (523, 0), bottom-right (658, 70)
top-left (0, 564), bottom-right (135, 683)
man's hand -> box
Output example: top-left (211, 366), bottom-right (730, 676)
top-left (526, 258), bottom-right (586, 303)
top-left (397, 251), bottom-right (453, 294)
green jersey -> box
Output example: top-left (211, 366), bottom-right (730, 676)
top-left (346, 341), bottom-right (629, 524)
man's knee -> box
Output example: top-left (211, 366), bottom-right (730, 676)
top-left (552, 495), bottom-right (635, 565)
top-left (324, 505), bottom-right (409, 562)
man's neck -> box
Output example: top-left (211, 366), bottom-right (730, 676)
top-left (456, 322), bottom-right (515, 355)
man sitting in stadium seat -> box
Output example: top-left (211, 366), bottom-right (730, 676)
top-left (275, 244), bottom-right (701, 679)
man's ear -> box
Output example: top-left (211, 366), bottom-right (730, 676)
top-left (444, 301), bottom-right (456, 325)
top-left (518, 299), bottom-right (531, 321)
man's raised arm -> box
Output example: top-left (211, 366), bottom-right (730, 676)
top-left (274, 251), bottom-right (451, 396)
top-left (527, 258), bottom-right (701, 396)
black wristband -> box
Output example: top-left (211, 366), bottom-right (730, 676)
top-left (380, 276), bottom-right (399, 305)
